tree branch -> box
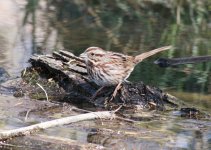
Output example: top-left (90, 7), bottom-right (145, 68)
top-left (0, 111), bottom-right (115, 141)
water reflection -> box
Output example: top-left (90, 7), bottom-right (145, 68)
top-left (174, 123), bottom-right (211, 149)
top-left (0, 1), bottom-right (31, 76)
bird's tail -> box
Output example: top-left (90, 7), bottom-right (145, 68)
top-left (134, 46), bottom-right (172, 64)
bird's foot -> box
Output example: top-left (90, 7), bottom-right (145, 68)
top-left (109, 82), bottom-right (122, 102)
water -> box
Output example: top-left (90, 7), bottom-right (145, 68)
top-left (0, 0), bottom-right (210, 149)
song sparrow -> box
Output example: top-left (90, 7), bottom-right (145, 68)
top-left (80, 46), bottom-right (172, 99)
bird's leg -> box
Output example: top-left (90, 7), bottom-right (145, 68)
top-left (109, 82), bottom-right (122, 102)
top-left (91, 86), bottom-right (106, 101)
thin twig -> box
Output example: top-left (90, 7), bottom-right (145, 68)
top-left (113, 105), bottom-right (123, 113)
top-left (70, 106), bottom-right (91, 113)
top-left (116, 116), bottom-right (137, 123)
top-left (0, 141), bottom-right (27, 148)
top-left (36, 83), bottom-right (49, 101)
top-left (22, 68), bottom-right (27, 77)
top-left (24, 109), bottom-right (32, 122)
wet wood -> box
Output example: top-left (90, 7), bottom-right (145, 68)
top-left (30, 52), bottom-right (95, 97)
top-left (28, 50), bottom-right (179, 110)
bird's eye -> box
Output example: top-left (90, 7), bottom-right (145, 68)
top-left (90, 53), bottom-right (94, 56)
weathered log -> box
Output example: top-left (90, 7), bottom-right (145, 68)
top-left (27, 50), bottom-right (178, 110)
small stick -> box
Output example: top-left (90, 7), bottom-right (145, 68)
top-left (36, 83), bottom-right (49, 102)
top-left (0, 111), bottom-right (114, 141)
top-left (0, 141), bottom-right (26, 148)
top-left (22, 68), bottom-right (27, 77)
top-left (24, 109), bottom-right (32, 122)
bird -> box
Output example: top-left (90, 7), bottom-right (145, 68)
top-left (80, 45), bottom-right (172, 101)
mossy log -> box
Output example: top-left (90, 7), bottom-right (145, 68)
top-left (28, 50), bottom-right (179, 111)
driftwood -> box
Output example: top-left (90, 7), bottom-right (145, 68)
top-left (26, 50), bottom-right (179, 110)
top-left (0, 111), bottom-right (114, 141)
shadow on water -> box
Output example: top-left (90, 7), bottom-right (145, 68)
top-left (0, 0), bottom-right (211, 149)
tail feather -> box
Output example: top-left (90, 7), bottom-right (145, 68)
top-left (134, 46), bottom-right (172, 64)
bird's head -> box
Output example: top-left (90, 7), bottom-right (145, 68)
top-left (80, 47), bottom-right (106, 63)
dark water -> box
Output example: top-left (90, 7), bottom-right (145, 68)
top-left (0, 0), bottom-right (211, 149)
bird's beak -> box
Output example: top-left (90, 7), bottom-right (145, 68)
top-left (80, 52), bottom-right (87, 59)
top-left (79, 52), bottom-right (88, 63)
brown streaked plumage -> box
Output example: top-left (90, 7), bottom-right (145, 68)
top-left (80, 46), bottom-right (172, 87)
